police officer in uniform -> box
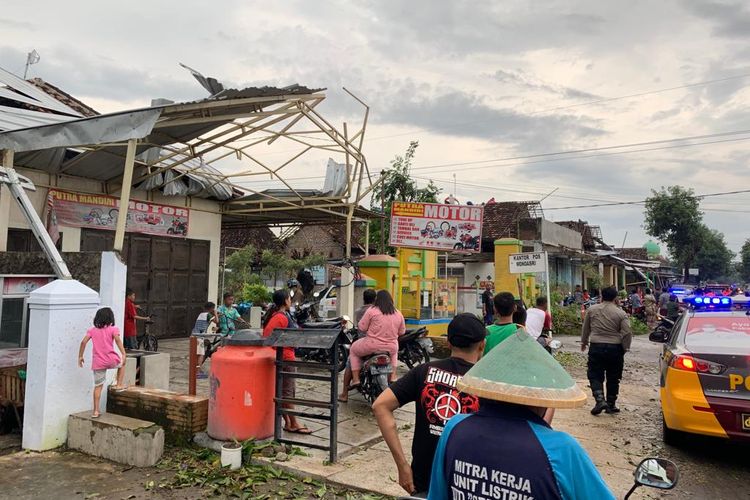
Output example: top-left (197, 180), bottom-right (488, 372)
top-left (581, 286), bottom-right (632, 415)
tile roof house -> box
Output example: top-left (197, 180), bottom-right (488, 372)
top-left (284, 224), bottom-right (366, 260)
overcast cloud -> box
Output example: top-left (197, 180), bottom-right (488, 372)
top-left (1, 0), bottom-right (748, 253)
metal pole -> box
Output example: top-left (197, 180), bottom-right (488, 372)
top-left (188, 336), bottom-right (197, 396)
top-left (379, 173), bottom-right (385, 254)
top-left (1, 150), bottom-right (71, 279)
top-left (544, 251), bottom-right (552, 320)
top-left (364, 222), bottom-right (370, 256)
top-left (114, 138), bottom-right (137, 253)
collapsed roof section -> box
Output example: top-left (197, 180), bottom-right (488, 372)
top-left (0, 64), bottom-right (375, 225)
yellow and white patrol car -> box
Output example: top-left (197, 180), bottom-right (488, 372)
top-left (655, 296), bottom-right (750, 444)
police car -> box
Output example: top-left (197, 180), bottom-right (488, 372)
top-left (653, 296), bottom-right (750, 444)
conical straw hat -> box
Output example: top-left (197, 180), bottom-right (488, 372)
top-left (457, 329), bottom-right (587, 409)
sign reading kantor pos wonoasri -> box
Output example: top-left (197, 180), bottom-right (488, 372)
top-left (508, 252), bottom-right (547, 274)
top-left (389, 201), bottom-right (484, 252)
top-left (48, 189), bottom-right (190, 238)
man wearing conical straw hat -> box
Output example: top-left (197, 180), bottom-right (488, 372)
top-left (427, 329), bottom-right (615, 500)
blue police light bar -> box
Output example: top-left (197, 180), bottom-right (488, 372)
top-left (690, 297), bottom-right (732, 308)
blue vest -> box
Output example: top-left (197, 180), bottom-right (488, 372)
top-left (428, 401), bottom-right (615, 500)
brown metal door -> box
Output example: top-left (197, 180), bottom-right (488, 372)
top-left (81, 229), bottom-right (210, 338)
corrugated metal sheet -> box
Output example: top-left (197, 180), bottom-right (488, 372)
top-left (0, 66), bottom-right (81, 117)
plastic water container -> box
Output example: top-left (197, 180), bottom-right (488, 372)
top-left (207, 331), bottom-right (276, 441)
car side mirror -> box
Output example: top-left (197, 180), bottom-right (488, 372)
top-left (649, 330), bottom-right (666, 343)
top-left (634, 458), bottom-right (678, 489)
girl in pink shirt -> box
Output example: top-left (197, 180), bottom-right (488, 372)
top-left (77, 307), bottom-right (127, 417)
top-left (350, 290), bottom-right (405, 386)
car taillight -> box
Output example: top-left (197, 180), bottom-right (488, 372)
top-left (670, 354), bottom-right (725, 374)
top-left (375, 355), bottom-right (390, 366)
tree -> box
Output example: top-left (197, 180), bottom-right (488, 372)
top-left (223, 244), bottom-right (257, 295)
top-left (741, 239), bottom-right (750, 282)
top-left (370, 141), bottom-right (442, 253)
top-left (643, 186), bottom-right (704, 280)
top-left (693, 226), bottom-right (734, 281)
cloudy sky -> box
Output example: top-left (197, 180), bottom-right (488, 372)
top-left (2, 0), bottom-right (750, 253)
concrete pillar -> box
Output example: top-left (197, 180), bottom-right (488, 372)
top-left (338, 266), bottom-right (355, 319)
top-left (494, 238), bottom-right (522, 297)
top-left (0, 184), bottom-right (10, 252)
top-left (23, 279), bottom-right (100, 451)
top-left (98, 252), bottom-right (128, 397)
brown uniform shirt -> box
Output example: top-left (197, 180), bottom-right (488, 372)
top-left (581, 301), bottom-right (632, 351)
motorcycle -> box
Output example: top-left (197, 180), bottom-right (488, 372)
top-left (398, 327), bottom-right (433, 369)
top-left (648, 315), bottom-right (675, 343)
top-left (398, 457), bottom-right (678, 500)
top-left (358, 351), bottom-right (393, 404)
top-left (167, 218), bottom-right (188, 235)
top-left (294, 303), bottom-right (353, 372)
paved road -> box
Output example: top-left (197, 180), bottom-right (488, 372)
top-left (557, 334), bottom-right (750, 499)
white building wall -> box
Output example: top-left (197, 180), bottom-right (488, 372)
top-left (462, 262), bottom-right (494, 315)
top-left (2, 168), bottom-right (222, 302)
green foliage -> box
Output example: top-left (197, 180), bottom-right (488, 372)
top-left (370, 141), bottom-right (442, 252)
top-left (242, 283), bottom-right (272, 306)
top-left (581, 263), bottom-right (603, 292)
top-left (741, 239), bottom-right (750, 282)
top-left (694, 226), bottom-right (734, 281)
top-left (260, 250), bottom-right (327, 278)
top-left (550, 303), bottom-right (583, 336)
top-left (157, 445), bottom-right (387, 499)
top-left (224, 244), bottom-right (258, 296)
top-left (629, 316), bottom-right (650, 336)
top-left (643, 186), bottom-right (703, 279)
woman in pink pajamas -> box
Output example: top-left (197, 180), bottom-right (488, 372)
top-left (350, 290), bottom-right (405, 386)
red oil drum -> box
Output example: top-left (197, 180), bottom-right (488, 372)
top-left (207, 342), bottom-right (276, 441)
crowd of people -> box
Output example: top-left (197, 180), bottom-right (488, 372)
top-left (78, 282), bottom-right (630, 498)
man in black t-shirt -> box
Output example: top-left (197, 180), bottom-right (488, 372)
top-left (372, 313), bottom-right (486, 496)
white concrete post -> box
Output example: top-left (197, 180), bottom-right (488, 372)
top-left (23, 279), bottom-right (100, 451)
top-left (98, 251), bottom-right (128, 394)
top-left (99, 252), bottom-right (127, 335)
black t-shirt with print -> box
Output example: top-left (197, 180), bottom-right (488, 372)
top-left (389, 357), bottom-right (479, 493)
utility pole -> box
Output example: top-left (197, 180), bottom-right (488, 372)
top-left (379, 170), bottom-right (385, 254)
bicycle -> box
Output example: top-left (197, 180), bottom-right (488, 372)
top-left (136, 307), bottom-right (158, 352)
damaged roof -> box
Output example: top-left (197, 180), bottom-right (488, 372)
top-left (481, 201), bottom-right (542, 240)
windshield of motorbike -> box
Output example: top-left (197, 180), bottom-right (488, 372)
top-left (685, 315), bottom-right (750, 352)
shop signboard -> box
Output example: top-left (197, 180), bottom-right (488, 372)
top-left (508, 252), bottom-right (547, 274)
top-left (389, 201), bottom-right (483, 252)
top-left (48, 189), bottom-right (190, 238)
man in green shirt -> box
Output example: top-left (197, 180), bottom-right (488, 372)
top-left (484, 291), bottom-right (519, 353)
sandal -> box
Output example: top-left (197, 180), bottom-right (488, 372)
top-left (91, 412), bottom-right (100, 419)
top-left (284, 426), bottom-right (312, 435)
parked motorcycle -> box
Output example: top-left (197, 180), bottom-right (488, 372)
top-left (294, 305), bottom-right (353, 372)
top-left (648, 315), bottom-right (675, 343)
top-left (398, 327), bottom-right (433, 369)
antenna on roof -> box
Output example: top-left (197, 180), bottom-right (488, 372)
top-left (23, 49), bottom-right (40, 79)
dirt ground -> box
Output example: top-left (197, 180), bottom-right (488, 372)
top-left (554, 334), bottom-right (750, 499)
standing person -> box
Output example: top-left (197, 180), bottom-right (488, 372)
top-left (349, 290), bottom-right (405, 387)
top-left (217, 292), bottom-right (242, 336)
top-left (484, 292), bottom-right (517, 354)
top-left (629, 287), bottom-right (642, 309)
top-left (643, 288), bottom-right (659, 329)
top-left (481, 283), bottom-right (494, 325)
top-left (574, 284), bottom-right (584, 304)
top-left (77, 307), bottom-right (127, 418)
top-left (581, 286), bottom-right (632, 415)
top-left (262, 289), bottom-right (311, 435)
top-left (526, 296), bottom-right (552, 342)
top-left (124, 288), bottom-right (149, 350)
top-left (658, 287), bottom-right (671, 315)
top-left (339, 289), bottom-right (377, 403)
top-left (428, 331), bottom-right (614, 500)
top-left (191, 302), bottom-right (217, 379)
top-left (372, 313), bottom-right (486, 496)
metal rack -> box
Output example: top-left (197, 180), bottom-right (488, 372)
top-left (270, 328), bottom-right (340, 463)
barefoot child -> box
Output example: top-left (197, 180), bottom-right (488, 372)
top-left (77, 307), bottom-right (127, 418)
